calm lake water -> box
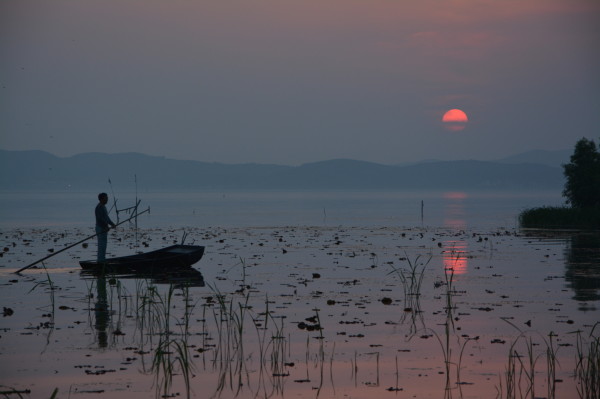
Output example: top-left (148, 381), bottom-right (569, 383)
top-left (1, 189), bottom-right (598, 399)
top-left (0, 189), bottom-right (564, 229)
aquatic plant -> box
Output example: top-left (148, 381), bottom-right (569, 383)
top-left (496, 321), bottom-right (562, 399)
top-left (202, 284), bottom-right (294, 398)
top-left (152, 335), bottom-right (194, 399)
top-left (27, 262), bottom-right (56, 351)
top-left (313, 307), bottom-right (324, 339)
top-left (387, 252), bottom-right (431, 314)
top-left (574, 323), bottom-right (600, 399)
top-left (429, 259), bottom-right (475, 399)
top-left (546, 332), bottom-right (558, 399)
top-left (246, 295), bottom-right (289, 398)
top-left (28, 261), bottom-right (55, 314)
top-left (267, 314), bottom-right (288, 391)
top-left (443, 253), bottom-right (457, 324)
top-left (238, 256), bottom-right (247, 289)
top-left (208, 284), bottom-right (251, 396)
top-left (0, 385), bottom-right (35, 398)
top-left (128, 280), bottom-right (198, 399)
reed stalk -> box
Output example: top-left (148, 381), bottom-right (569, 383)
top-left (28, 261), bottom-right (56, 314)
top-left (573, 323), bottom-right (600, 399)
top-left (545, 332), bottom-right (558, 399)
top-left (425, 255), bottom-right (476, 399)
top-left (388, 252), bottom-right (431, 331)
top-left (496, 324), bottom-right (560, 399)
top-left (140, 282), bottom-right (196, 399)
top-left (27, 262), bottom-right (56, 352)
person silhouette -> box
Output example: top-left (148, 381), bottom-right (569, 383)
top-left (95, 193), bottom-right (116, 262)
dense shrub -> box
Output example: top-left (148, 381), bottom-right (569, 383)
top-left (519, 207), bottom-right (600, 229)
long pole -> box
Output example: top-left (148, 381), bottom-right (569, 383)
top-left (15, 207), bottom-right (150, 274)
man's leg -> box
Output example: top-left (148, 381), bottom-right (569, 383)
top-left (96, 228), bottom-right (107, 262)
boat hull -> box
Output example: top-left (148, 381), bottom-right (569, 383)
top-left (79, 245), bottom-right (205, 272)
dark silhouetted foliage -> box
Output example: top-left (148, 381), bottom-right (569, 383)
top-left (519, 206), bottom-right (600, 229)
top-left (520, 138), bottom-right (600, 229)
top-left (562, 138), bottom-right (600, 209)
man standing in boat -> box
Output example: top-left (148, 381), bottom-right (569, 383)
top-left (95, 193), bottom-right (116, 262)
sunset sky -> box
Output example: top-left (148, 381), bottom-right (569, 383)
top-left (1, 0), bottom-right (598, 165)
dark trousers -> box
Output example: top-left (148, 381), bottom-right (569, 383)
top-left (96, 226), bottom-right (108, 262)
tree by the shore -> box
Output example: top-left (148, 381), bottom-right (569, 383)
top-left (562, 137), bottom-right (600, 209)
top-left (520, 138), bottom-right (600, 229)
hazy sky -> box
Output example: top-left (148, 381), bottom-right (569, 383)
top-left (1, 0), bottom-right (599, 165)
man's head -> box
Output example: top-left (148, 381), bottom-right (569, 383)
top-left (98, 193), bottom-right (109, 204)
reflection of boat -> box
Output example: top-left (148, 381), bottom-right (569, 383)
top-left (79, 245), bottom-right (205, 272)
top-left (81, 267), bottom-right (206, 287)
top-left (82, 267), bottom-right (205, 349)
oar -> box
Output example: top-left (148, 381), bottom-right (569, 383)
top-left (14, 207), bottom-right (150, 274)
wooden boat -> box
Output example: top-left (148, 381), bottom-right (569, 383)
top-left (79, 245), bottom-right (205, 272)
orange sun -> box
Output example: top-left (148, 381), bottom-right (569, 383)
top-left (442, 109), bottom-right (468, 131)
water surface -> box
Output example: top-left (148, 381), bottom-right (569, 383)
top-left (1, 189), bottom-right (598, 399)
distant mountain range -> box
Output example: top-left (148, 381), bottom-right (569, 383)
top-left (494, 149), bottom-right (571, 167)
top-left (0, 149), bottom-right (568, 190)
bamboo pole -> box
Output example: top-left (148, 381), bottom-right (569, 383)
top-left (15, 207), bottom-right (150, 274)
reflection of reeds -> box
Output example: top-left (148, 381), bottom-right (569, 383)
top-left (388, 253), bottom-right (431, 334)
top-left (497, 320), bottom-right (563, 399)
top-left (388, 253), bottom-right (430, 304)
top-left (546, 332), bottom-right (557, 399)
top-left (313, 307), bottom-right (324, 339)
top-left (206, 286), bottom-right (291, 398)
top-left (574, 323), bottom-right (600, 399)
top-left (28, 262), bottom-right (55, 314)
top-left (500, 334), bottom-right (541, 399)
top-left (444, 254), bottom-right (457, 324)
top-left (28, 262), bottom-right (56, 351)
top-left (209, 284), bottom-right (250, 387)
top-left (152, 336), bottom-right (194, 399)
top-left (429, 324), bottom-right (475, 397)
top-left (0, 385), bottom-right (48, 397)
top-left (427, 253), bottom-right (474, 398)
top-left (133, 281), bottom-right (196, 399)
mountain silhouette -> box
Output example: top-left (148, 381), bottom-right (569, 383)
top-left (0, 149), bottom-right (564, 190)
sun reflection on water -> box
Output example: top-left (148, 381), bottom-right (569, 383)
top-left (443, 191), bottom-right (468, 275)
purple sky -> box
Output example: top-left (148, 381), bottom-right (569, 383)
top-left (1, 0), bottom-right (599, 165)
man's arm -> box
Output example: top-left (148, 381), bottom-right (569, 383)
top-left (100, 206), bottom-right (116, 228)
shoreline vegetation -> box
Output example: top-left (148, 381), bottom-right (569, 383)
top-left (519, 206), bottom-right (600, 230)
top-left (519, 137), bottom-right (600, 230)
